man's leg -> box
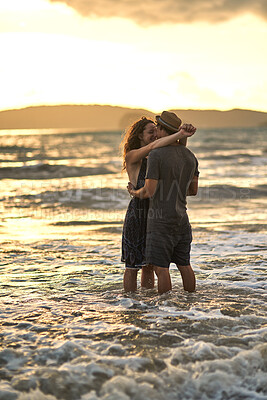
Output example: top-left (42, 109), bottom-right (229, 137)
top-left (154, 266), bottom-right (172, 294)
top-left (123, 268), bottom-right (138, 292)
top-left (141, 265), bottom-right (154, 289)
top-left (177, 264), bottom-right (195, 292)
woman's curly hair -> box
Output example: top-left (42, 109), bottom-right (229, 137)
top-left (120, 117), bottom-right (154, 170)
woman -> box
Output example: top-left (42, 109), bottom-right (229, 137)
top-left (121, 116), bottom-right (195, 292)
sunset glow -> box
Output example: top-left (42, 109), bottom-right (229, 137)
top-left (1, 0), bottom-right (267, 112)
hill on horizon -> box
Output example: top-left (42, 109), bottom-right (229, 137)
top-left (0, 104), bottom-right (267, 130)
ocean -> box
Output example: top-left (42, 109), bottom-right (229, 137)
top-left (0, 127), bottom-right (266, 400)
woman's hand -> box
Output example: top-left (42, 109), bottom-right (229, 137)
top-left (127, 182), bottom-right (136, 197)
top-left (179, 124), bottom-right (196, 137)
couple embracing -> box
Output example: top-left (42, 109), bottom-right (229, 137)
top-left (121, 111), bottom-right (199, 294)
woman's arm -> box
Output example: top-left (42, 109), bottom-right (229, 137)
top-left (178, 124), bottom-right (197, 146)
top-left (178, 136), bottom-right (187, 147)
top-left (126, 124), bottom-right (196, 166)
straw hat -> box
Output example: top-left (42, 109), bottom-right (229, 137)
top-left (156, 111), bottom-right (182, 132)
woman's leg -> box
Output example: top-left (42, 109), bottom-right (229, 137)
top-left (123, 268), bottom-right (138, 292)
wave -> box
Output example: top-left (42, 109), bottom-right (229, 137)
top-left (2, 184), bottom-right (266, 213)
top-left (52, 220), bottom-right (123, 226)
top-left (4, 187), bottom-right (130, 210)
top-left (0, 163), bottom-right (116, 180)
top-left (0, 145), bottom-right (36, 153)
top-left (191, 184), bottom-right (267, 202)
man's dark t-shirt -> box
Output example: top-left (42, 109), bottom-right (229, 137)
top-left (145, 145), bottom-right (199, 234)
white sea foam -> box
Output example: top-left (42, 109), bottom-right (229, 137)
top-left (0, 128), bottom-right (266, 399)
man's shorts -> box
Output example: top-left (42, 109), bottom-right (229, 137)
top-left (146, 226), bottom-right (192, 268)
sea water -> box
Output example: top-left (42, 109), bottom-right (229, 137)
top-left (0, 127), bottom-right (266, 400)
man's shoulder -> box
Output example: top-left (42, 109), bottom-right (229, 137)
top-left (151, 145), bottom-right (196, 157)
top-left (182, 146), bottom-right (197, 157)
top-left (148, 147), bottom-right (166, 159)
top-left (151, 147), bottom-right (167, 153)
top-left (150, 146), bottom-right (172, 156)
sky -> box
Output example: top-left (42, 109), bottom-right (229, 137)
top-left (1, 0), bottom-right (267, 113)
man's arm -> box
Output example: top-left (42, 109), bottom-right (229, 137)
top-left (187, 176), bottom-right (198, 196)
top-left (128, 179), bottom-right (158, 199)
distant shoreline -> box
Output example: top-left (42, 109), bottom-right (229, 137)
top-left (0, 104), bottom-right (267, 130)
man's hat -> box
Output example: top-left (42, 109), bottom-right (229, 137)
top-left (156, 111), bottom-right (182, 132)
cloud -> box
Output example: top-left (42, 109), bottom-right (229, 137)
top-left (49, 0), bottom-right (267, 25)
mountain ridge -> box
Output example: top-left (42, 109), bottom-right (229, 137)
top-left (0, 104), bottom-right (266, 130)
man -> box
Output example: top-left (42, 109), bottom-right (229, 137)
top-left (128, 111), bottom-right (199, 294)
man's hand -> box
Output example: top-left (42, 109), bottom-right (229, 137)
top-left (127, 179), bottom-right (158, 199)
top-left (179, 123), bottom-right (196, 138)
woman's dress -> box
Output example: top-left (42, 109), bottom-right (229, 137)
top-left (121, 158), bottom-right (149, 268)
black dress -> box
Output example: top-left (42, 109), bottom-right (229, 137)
top-left (121, 158), bottom-right (149, 268)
